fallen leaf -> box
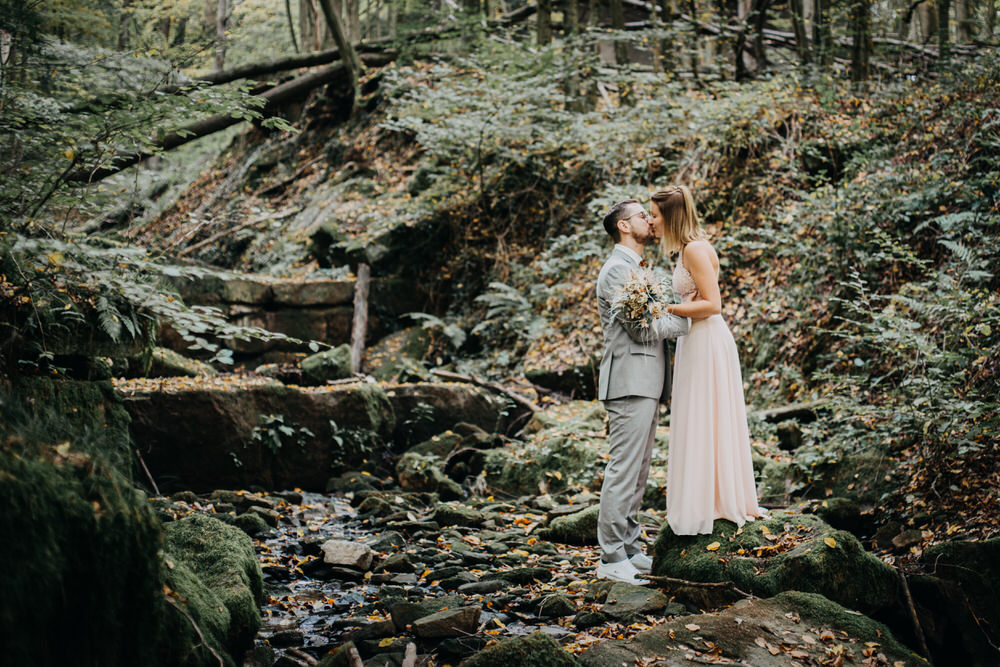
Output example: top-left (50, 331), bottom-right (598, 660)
top-left (685, 623), bottom-right (701, 631)
top-left (705, 542), bottom-right (721, 551)
top-left (824, 537), bottom-right (837, 549)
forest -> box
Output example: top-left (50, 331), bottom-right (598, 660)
top-left (1, 0), bottom-right (998, 665)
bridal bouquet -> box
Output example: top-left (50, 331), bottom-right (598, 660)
top-left (610, 267), bottom-right (672, 330)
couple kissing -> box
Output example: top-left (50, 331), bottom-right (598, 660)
top-left (594, 185), bottom-right (765, 586)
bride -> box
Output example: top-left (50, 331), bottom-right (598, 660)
top-left (649, 184), bottom-right (764, 535)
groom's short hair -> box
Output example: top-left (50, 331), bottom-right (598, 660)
top-left (603, 199), bottom-right (638, 242)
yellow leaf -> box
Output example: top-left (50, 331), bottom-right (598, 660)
top-left (706, 542), bottom-right (721, 551)
top-left (824, 537), bottom-right (837, 549)
top-left (378, 638), bottom-right (395, 647)
top-left (64, 149), bottom-right (74, 161)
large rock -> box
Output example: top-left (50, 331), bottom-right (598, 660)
top-left (162, 513), bottom-right (264, 659)
top-left (0, 440), bottom-right (166, 667)
top-left (484, 401), bottom-right (606, 496)
top-left (412, 605), bottom-right (481, 638)
top-left (651, 510), bottom-right (901, 620)
top-left (523, 336), bottom-right (599, 399)
top-left (119, 376), bottom-right (394, 491)
top-left (601, 583), bottom-right (669, 622)
top-left (386, 382), bottom-right (510, 446)
top-left (910, 538), bottom-right (1000, 666)
top-left (535, 504), bottom-right (600, 545)
top-left (300, 344), bottom-right (354, 385)
top-left (321, 540), bottom-right (374, 570)
top-left (460, 630), bottom-right (581, 667)
top-left (365, 326), bottom-right (437, 382)
top-left (579, 591), bottom-right (927, 666)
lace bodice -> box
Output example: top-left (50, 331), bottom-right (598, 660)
top-left (672, 250), bottom-right (699, 302)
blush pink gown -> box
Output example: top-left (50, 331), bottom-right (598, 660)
top-left (666, 250), bottom-right (762, 535)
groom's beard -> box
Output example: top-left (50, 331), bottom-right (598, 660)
top-left (636, 228), bottom-right (656, 246)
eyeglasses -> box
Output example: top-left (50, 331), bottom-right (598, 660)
top-left (622, 210), bottom-right (650, 223)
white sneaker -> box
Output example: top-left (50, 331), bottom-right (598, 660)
top-left (596, 559), bottom-right (650, 585)
top-left (628, 551), bottom-right (653, 573)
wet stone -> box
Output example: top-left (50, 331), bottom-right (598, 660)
top-left (268, 629), bottom-right (305, 647)
top-left (538, 595), bottom-right (577, 618)
top-left (601, 583), bottom-right (668, 622)
top-left (411, 605), bottom-right (482, 639)
top-left (458, 579), bottom-right (507, 594)
top-left (321, 540), bottom-right (374, 570)
top-left (366, 530), bottom-right (407, 551)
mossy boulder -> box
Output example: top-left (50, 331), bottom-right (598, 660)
top-left (521, 400), bottom-right (606, 435)
top-left (651, 511), bottom-right (901, 619)
top-left (522, 338), bottom-right (599, 399)
top-left (163, 513), bottom-right (263, 655)
top-left (909, 538), bottom-right (1000, 666)
top-left (365, 326), bottom-right (437, 382)
top-left (460, 630), bottom-right (582, 667)
top-left (300, 344), bottom-right (354, 385)
top-left (579, 591), bottom-right (927, 666)
top-left (121, 377), bottom-right (394, 491)
top-left (395, 451), bottom-right (463, 500)
top-left (484, 436), bottom-right (601, 496)
top-left (0, 440), bottom-right (166, 667)
top-left (137, 347), bottom-right (218, 378)
top-left (535, 504), bottom-right (600, 545)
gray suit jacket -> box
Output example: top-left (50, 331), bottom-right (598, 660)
top-left (597, 247), bottom-right (690, 401)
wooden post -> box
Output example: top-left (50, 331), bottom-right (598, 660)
top-left (350, 263), bottom-right (370, 374)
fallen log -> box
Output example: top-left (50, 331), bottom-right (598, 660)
top-left (67, 54), bottom-right (392, 184)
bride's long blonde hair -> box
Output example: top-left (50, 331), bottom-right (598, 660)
top-left (651, 184), bottom-right (705, 254)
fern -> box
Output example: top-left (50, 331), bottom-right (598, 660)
top-left (95, 296), bottom-right (122, 342)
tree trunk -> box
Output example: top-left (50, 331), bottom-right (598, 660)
top-left (538, 0), bottom-right (553, 44)
top-left (565, 0), bottom-right (580, 32)
top-left (938, 0), bottom-right (951, 59)
top-left (987, 0), bottom-right (997, 38)
top-left (588, 0), bottom-right (600, 24)
top-left (346, 0), bottom-right (361, 43)
top-left (850, 0), bottom-right (871, 84)
top-left (917, 0), bottom-right (937, 42)
top-left (659, 0), bottom-right (675, 73)
top-left (159, 17), bottom-right (171, 44)
top-left (350, 263), bottom-right (370, 374)
top-left (752, 0), bottom-right (771, 68)
top-left (955, 0), bottom-right (972, 42)
top-left (788, 0), bottom-right (811, 64)
top-left (317, 0), bottom-right (363, 104)
top-left (813, 0), bottom-right (830, 65)
top-left (285, 0), bottom-right (301, 52)
top-left (215, 0), bottom-right (227, 72)
top-left (610, 0), bottom-right (628, 63)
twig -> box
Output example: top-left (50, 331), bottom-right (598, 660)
top-left (895, 567), bottom-right (934, 665)
top-left (163, 594), bottom-right (225, 667)
top-left (178, 208), bottom-right (296, 256)
top-left (134, 447), bottom-right (160, 496)
top-left (430, 369), bottom-right (540, 413)
top-left (646, 575), bottom-right (753, 597)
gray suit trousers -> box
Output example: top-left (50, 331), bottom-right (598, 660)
top-left (598, 395), bottom-right (659, 563)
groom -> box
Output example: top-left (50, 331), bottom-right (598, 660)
top-left (595, 199), bottom-right (690, 585)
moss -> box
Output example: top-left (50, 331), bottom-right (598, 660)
top-left (0, 441), bottom-right (165, 667)
top-left (163, 514), bottom-right (263, 657)
top-left (459, 631), bottom-right (582, 667)
top-left (300, 344), bottom-right (354, 385)
top-left (537, 504), bottom-right (600, 545)
top-left (652, 511), bottom-right (900, 617)
top-left (14, 378), bottom-right (132, 470)
top-left (160, 558), bottom-right (235, 667)
top-left (484, 436), bottom-right (600, 496)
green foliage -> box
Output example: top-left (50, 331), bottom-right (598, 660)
top-left (249, 413), bottom-right (315, 455)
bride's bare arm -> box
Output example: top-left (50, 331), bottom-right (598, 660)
top-left (666, 241), bottom-right (722, 319)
